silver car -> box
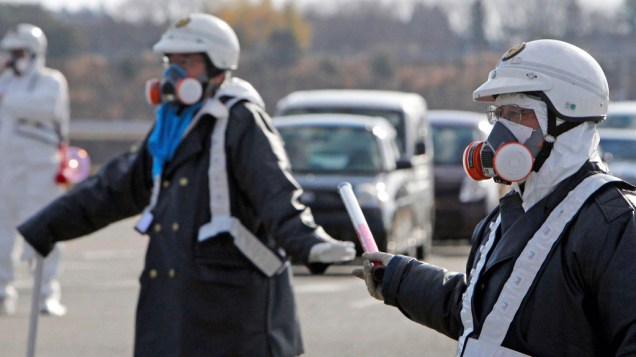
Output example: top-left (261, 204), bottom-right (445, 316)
top-left (274, 113), bottom-right (431, 259)
top-left (598, 128), bottom-right (636, 185)
top-left (276, 89), bottom-right (435, 256)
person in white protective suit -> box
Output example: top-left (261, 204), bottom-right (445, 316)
top-left (354, 39), bottom-right (636, 356)
top-left (0, 24), bottom-right (70, 316)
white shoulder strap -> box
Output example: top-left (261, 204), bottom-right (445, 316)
top-left (457, 173), bottom-right (621, 356)
top-left (196, 98), bottom-right (286, 278)
top-left (135, 98), bottom-right (285, 277)
top-left (457, 214), bottom-right (501, 355)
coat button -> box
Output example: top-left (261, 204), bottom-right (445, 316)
top-left (168, 269), bottom-right (176, 278)
top-left (154, 224), bottom-right (162, 233)
top-left (149, 269), bottom-right (158, 279)
top-left (162, 180), bottom-right (170, 188)
top-left (179, 177), bottom-right (189, 186)
top-left (172, 223), bottom-right (179, 232)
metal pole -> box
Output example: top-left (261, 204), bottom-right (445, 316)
top-left (27, 254), bottom-right (43, 357)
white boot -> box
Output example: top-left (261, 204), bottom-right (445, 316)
top-left (39, 280), bottom-right (66, 316)
top-left (0, 286), bottom-right (18, 316)
top-left (39, 296), bottom-right (66, 316)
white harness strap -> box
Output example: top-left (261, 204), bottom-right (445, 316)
top-left (457, 214), bottom-right (501, 356)
top-left (196, 98), bottom-right (285, 278)
top-left (457, 173), bottom-right (620, 356)
top-left (136, 98), bottom-right (285, 277)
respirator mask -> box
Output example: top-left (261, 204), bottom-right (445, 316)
top-left (463, 106), bottom-right (544, 184)
top-left (5, 51), bottom-right (32, 75)
top-left (145, 64), bottom-right (204, 106)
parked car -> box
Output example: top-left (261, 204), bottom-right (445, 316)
top-left (274, 113), bottom-right (431, 258)
top-left (276, 89), bottom-right (435, 253)
top-left (276, 90), bottom-right (431, 161)
top-left (600, 100), bottom-right (636, 129)
top-left (598, 128), bottom-right (636, 185)
top-left (428, 110), bottom-right (500, 240)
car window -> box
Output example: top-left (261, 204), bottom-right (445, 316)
top-left (278, 125), bottom-right (383, 174)
top-left (599, 114), bottom-right (636, 129)
top-left (431, 125), bottom-right (480, 165)
top-left (599, 138), bottom-right (636, 161)
top-left (282, 107), bottom-right (405, 155)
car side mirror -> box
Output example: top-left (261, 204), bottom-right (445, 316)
top-left (415, 141), bottom-right (426, 155)
top-left (396, 158), bottom-right (413, 169)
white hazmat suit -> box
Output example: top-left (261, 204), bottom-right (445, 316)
top-left (0, 24), bottom-right (69, 316)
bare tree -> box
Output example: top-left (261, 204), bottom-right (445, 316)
top-left (469, 0), bottom-right (488, 49)
top-left (486, 0), bottom-right (584, 43)
top-left (619, 0), bottom-right (636, 34)
top-left (111, 0), bottom-right (230, 24)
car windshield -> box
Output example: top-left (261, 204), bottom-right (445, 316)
top-left (599, 113), bottom-right (636, 129)
top-left (282, 107), bottom-right (405, 154)
top-left (599, 138), bottom-right (636, 161)
top-left (278, 125), bottom-right (383, 174)
top-left (431, 125), bottom-right (481, 165)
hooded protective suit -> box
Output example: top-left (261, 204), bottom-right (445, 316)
top-left (0, 24), bottom-right (69, 311)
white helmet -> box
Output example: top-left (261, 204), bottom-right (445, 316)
top-left (473, 39), bottom-right (609, 122)
top-left (1, 23), bottom-right (47, 55)
top-left (153, 13), bottom-right (239, 71)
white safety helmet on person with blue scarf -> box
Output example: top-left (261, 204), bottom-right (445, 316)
top-left (146, 14), bottom-right (240, 106)
top-left (152, 13), bottom-right (240, 72)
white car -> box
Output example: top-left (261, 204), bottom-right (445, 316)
top-left (600, 101), bottom-right (636, 129)
top-left (276, 89), bottom-right (431, 161)
top-left (598, 128), bottom-right (636, 185)
top-left (274, 113), bottom-right (431, 258)
top-left (276, 90), bottom-right (435, 256)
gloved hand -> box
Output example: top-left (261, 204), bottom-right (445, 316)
top-left (55, 143), bottom-right (69, 185)
top-left (308, 240), bottom-right (356, 263)
top-left (352, 251), bottom-right (395, 301)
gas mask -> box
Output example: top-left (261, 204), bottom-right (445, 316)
top-left (145, 64), bottom-right (204, 106)
top-left (5, 52), bottom-right (32, 76)
top-left (463, 120), bottom-right (543, 184)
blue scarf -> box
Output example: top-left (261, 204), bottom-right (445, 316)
top-left (148, 102), bottom-right (202, 178)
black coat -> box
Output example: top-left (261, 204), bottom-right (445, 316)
top-left (19, 100), bottom-right (329, 356)
top-left (382, 161), bottom-right (636, 356)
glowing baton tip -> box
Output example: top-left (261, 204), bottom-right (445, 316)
top-left (337, 181), bottom-right (379, 253)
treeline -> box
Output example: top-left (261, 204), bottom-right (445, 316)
top-left (1, 0), bottom-right (635, 121)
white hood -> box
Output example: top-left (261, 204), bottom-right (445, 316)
top-left (495, 93), bottom-right (603, 210)
top-left (216, 77), bottom-right (265, 109)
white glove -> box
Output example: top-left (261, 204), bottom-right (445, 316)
top-left (352, 251), bottom-right (395, 301)
top-left (308, 240), bottom-right (356, 263)
top-left (21, 243), bottom-right (37, 268)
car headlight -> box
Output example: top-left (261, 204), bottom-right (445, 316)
top-left (354, 182), bottom-right (388, 207)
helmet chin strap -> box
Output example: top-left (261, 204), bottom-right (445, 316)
top-left (532, 109), bottom-right (582, 172)
top-left (203, 70), bottom-right (232, 100)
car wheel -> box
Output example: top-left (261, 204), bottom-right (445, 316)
top-left (415, 219), bottom-right (433, 260)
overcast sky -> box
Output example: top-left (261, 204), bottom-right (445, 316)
top-left (0, 0), bottom-right (624, 14)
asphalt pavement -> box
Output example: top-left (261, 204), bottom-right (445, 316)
top-left (0, 218), bottom-right (470, 357)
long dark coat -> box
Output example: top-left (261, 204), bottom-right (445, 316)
top-left (381, 161), bottom-right (636, 356)
top-left (19, 99), bottom-right (329, 356)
